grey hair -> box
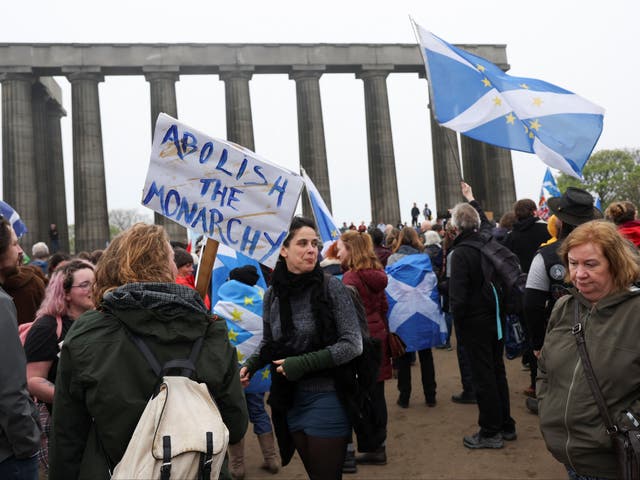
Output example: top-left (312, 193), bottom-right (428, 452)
top-left (451, 203), bottom-right (480, 231)
top-left (424, 230), bottom-right (441, 246)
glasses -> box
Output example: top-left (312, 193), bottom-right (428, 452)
top-left (70, 281), bottom-right (93, 290)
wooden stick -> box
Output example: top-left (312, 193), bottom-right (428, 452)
top-left (195, 238), bottom-right (219, 301)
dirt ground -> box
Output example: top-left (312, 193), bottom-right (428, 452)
top-left (241, 342), bottom-right (567, 480)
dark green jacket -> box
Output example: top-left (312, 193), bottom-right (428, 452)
top-left (538, 287), bottom-right (640, 479)
top-left (49, 283), bottom-right (248, 480)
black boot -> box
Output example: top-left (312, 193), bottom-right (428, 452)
top-left (355, 446), bottom-right (387, 465)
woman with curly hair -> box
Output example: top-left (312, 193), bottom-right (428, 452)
top-left (604, 200), bottom-right (640, 247)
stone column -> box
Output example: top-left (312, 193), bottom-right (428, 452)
top-left (289, 66), bottom-right (331, 218)
top-left (429, 107), bottom-right (463, 219)
top-left (460, 136), bottom-right (490, 210)
top-left (357, 67), bottom-right (400, 225)
top-left (0, 70), bottom-right (38, 248)
top-left (144, 67), bottom-right (187, 245)
top-left (484, 144), bottom-right (515, 220)
top-left (66, 69), bottom-right (110, 253)
top-left (31, 82), bottom-right (51, 243)
top-left (46, 97), bottom-right (69, 253)
top-left (219, 66), bottom-right (255, 150)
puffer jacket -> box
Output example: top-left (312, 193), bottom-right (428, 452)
top-left (538, 287), bottom-right (640, 479)
top-left (49, 283), bottom-right (248, 480)
top-left (343, 269), bottom-right (391, 381)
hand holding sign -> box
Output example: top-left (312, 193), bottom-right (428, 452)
top-left (141, 113), bottom-right (303, 268)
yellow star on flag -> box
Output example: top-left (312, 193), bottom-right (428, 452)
top-left (505, 113), bottom-right (515, 124)
top-left (529, 131), bottom-right (535, 139)
top-left (476, 64), bottom-right (486, 72)
top-left (231, 308), bottom-right (243, 321)
top-left (493, 97), bottom-right (502, 107)
top-left (331, 230), bottom-right (339, 238)
top-left (529, 119), bottom-right (541, 131)
top-left (244, 296), bottom-right (253, 306)
top-left (236, 350), bottom-right (245, 362)
top-left (262, 369), bottom-right (271, 380)
top-left (228, 329), bottom-right (238, 342)
top-left (482, 78), bottom-right (491, 87)
top-left (257, 289), bottom-right (264, 299)
top-left (532, 97), bottom-right (543, 107)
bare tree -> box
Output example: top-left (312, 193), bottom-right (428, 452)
top-left (109, 209), bottom-right (153, 233)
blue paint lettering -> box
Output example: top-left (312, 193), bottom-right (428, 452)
top-left (191, 206), bottom-right (209, 232)
top-left (260, 231), bottom-right (287, 263)
top-left (241, 227), bottom-right (261, 256)
top-left (199, 141), bottom-right (214, 164)
top-left (226, 218), bottom-right (241, 245)
top-left (208, 209), bottom-right (228, 245)
top-left (236, 158), bottom-right (248, 180)
top-left (142, 181), bottom-right (165, 206)
top-left (163, 189), bottom-right (181, 217)
top-left (209, 179), bottom-right (228, 206)
top-left (215, 149), bottom-right (233, 176)
top-left (244, 165), bottom-right (268, 186)
top-left (181, 132), bottom-right (198, 158)
top-left (161, 125), bottom-right (184, 160)
top-left (175, 196), bottom-right (199, 225)
top-left (227, 187), bottom-right (243, 211)
top-left (268, 176), bottom-right (289, 207)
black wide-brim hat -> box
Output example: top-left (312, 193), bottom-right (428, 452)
top-left (547, 186), bottom-right (603, 226)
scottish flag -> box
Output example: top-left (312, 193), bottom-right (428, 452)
top-left (414, 22), bottom-right (604, 178)
top-left (537, 168), bottom-right (561, 220)
top-left (210, 243), bottom-right (267, 308)
top-left (385, 254), bottom-right (448, 351)
top-left (213, 279), bottom-right (270, 393)
top-left (301, 168), bottom-right (340, 253)
top-left (0, 200), bottom-right (27, 238)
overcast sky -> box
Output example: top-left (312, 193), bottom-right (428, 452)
top-left (1, 0), bottom-right (638, 227)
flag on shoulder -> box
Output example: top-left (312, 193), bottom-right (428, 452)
top-left (301, 168), bottom-right (340, 253)
top-left (413, 21), bottom-right (604, 179)
top-left (210, 244), bottom-right (267, 308)
top-left (213, 278), bottom-right (270, 393)
top-left (0, 200), bottom-right (27, 238)
top-left (385, 254), bottom-right (448, 351)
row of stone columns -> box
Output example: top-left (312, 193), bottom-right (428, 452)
top-left (2, 67), bottom-right (516, 254)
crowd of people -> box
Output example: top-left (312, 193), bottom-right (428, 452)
top-left (2, 179), bottom-right (640, 480)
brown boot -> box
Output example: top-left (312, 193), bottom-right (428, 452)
top-left (228, 438), bottom-right (245, 480)
top-left (257, 432), bottom-right (280, 474)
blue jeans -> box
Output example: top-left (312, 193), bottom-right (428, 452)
top-left (246, 392), bottom-right (273, 436)
top-left (0, 455), bottom-right (38, 480)
top-left (566, 466), bottom-right (612, 480)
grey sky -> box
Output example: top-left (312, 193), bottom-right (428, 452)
top-left (1, 0), bottom-right (637, 227)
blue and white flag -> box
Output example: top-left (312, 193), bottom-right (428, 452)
top-left (537, 168), bottom-right (561, 220)
top-left (385, 254), bottom-right (448, 351)
top-left (301, 168), bottom-right (340, 253)
top-left (210, 243), bottom-right (267, 309)
top-left (213, 279), bottom-right (270, 393)
top-left (413, 22), bottom-right (604, 179)
top-left (0, 200), bottom-right (27, 238)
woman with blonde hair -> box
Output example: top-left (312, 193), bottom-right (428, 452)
top-left (49, 223), bottom-right (248, 480)
top-left (337, 230), bottom-right (390, 466)
top-left (538, 220), bottom-right (640, 479)
top-left (604, 200), bottom-right (640, 247)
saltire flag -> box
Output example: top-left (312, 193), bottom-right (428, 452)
top-left (413, 21), bottom-right (604, 179)
top-left (301, 168), bottom-right (340, 254)
top-left (186, 229), bottom-right (201, 254)
top-left (213, 279), bottom-right (270, 393)
top-left (537, 168), bottom-right (561, 220)
top-left (593, 193), bottom-right (602, 212)
top-left (385, 254), bottom-right (448, 351)
top-left (0, 200), bottom-right (27, 238)
top-left (210, 243), bottom-right (268, 310)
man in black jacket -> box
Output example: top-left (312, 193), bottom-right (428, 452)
top-left (449, 183), bottom-right (515, 450)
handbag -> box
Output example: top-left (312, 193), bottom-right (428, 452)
top-left (572, 302), bottom-right (640, 480)
top-left (387, 332), bottom-right (406, 359)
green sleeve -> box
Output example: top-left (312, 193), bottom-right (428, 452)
top-left (283, 349), bottom-right (335, 382)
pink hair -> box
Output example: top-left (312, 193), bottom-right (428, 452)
top-left (35, 259), bottom-right (94, 319)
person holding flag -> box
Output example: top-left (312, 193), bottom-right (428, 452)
top-left (213, 265), bottom-right (279, 480)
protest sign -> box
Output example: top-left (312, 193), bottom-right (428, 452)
top-left (142, 113), bottom-right (303, 268)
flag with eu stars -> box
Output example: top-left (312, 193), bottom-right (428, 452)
top-left (213, 279), bottom-right (271, 393)
top-left (385, 253), bottom-right (448, 351)
top-left (301, 168), bottom-right (341, 254)
top-left (537, 168), bottom-right (561, 220)
top-left (210, 243), bottom-right (267, 309)
top-left (413, 22), bottom-right (604, 179)
top-left (0, 200), bottom-right (27, 238)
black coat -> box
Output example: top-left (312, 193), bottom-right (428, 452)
top-left (503, 217), bottom-right (550, 273)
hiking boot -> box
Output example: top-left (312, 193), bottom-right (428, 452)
top-left (228, 439), bottom-right (245, 480)
top-left (342, 448), bottom-right (357, 474)
top-left (451, 392), bottom-right (477, 404)
top-left (463, 432), bottom-right (504, 449)
top-left (501, 429), bottom-right (517, 441)
top-left (355, 446), bottom-right (387, 465)
top-left (526, 397), bottom-right (539, 415)
top-left (257, 432), bottom-right (280, 474)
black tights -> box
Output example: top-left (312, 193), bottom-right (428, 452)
top-left (291, 431), bottom-right (348, 479)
